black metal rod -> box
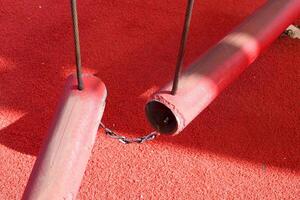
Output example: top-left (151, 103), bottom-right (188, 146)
top-left (171, 0), bottom-right (195, 95)
top-left (71, 0), bottom-right (84, 90)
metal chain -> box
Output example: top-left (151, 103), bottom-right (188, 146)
top-left (100, 122), bottom-right (159, 144)
top-left (70, 0), bottom-right (194, 143)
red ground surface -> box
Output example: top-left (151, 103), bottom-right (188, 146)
top-left (0, 0), bottom-right (299, 199)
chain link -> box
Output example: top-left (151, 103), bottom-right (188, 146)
top-left (100, 122), bottom-right (159, 144)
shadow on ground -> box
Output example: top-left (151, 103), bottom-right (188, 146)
top-left (0, 0), bottom-right (299, 171)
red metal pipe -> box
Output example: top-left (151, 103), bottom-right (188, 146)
top-left (22, 74), bottom-right (107, 200)
top-left (145, 0), bottom-right (300, 135)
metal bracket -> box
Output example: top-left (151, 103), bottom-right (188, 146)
top-left (284, 25), bottom-right (300, 39)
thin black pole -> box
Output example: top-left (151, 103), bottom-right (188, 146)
top-left (71, 0), bottom-right (84, 90)
top-left (171, 0), bottom-right (195, 95)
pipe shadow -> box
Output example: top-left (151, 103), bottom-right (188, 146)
top-left (1, 0), bottom-right (298, 173)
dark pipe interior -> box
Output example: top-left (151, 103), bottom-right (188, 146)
top-left (145, 101), bottom-right (178, 134)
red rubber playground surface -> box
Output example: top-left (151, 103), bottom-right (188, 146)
top-left (0, 0), bottom-right (299, 199)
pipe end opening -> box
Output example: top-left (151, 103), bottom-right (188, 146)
top-left (145, 101), bottom-right (178, 134)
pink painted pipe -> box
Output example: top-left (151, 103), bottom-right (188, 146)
top-left (145, 0), bottom-right (300, 135)
top-left (22, 74), bottom-right (107, 200)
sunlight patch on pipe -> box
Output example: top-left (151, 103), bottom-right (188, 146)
top-left (222, 32), bottom-right (260, 63)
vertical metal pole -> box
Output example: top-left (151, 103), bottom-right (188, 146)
top-left (71, 0), bottom-right (84, 90)
top-left (171, 0), bottom-right (195, 95)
